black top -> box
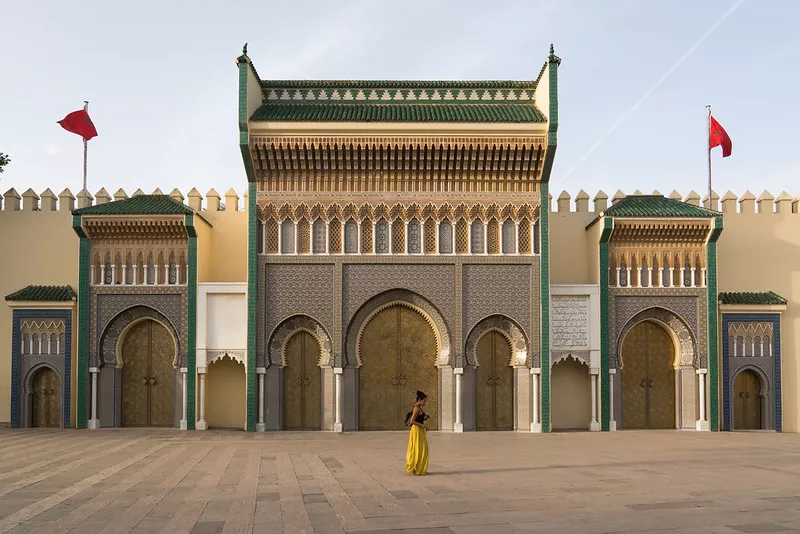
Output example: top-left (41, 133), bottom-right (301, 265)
top-left (414, 410), bottom-right (426, 425)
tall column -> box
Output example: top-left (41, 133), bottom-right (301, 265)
top-left (531, 368), bottom-right (542, 432)
top-left (357, 221), bottom-right (362, 253)
top-left (483, 221), bottom-right (488, 255)
top-left (90, 265), bottom-right (95, 285)
top-left (616, 267), bottom-right (621, 287)
top-left (154, 265), bottom-right (159, 286)
top-left (696, 369), bottom-right (709, 430)
top-left (334, 367), bottom-right (343, 432)
top-left (196, 369), bottom-right (207, 430)
top-left (668, 267), bottom-right (674, 288)
top-left (294, 221), bottom-right (299, 255)
top-left (657, 267), bottom-right (663, 287)
top-left (180, 367), bottom-right (188, 430)
top-left (163, 264), bottom-right (169, 284)
top-left (690, 268), bottom-right (696, 287)
top-left (143, 264), bottom-right (148, 285)
top-left (100, 264), bottom-right (106, 285)
top-left (590, 370), bottom-right (600, 431)
top-left (111, 265), bottom-right (116, 285)
top-left (679, 266), bottom-right (685, 287)
top-left (701, 268), bottom-right (707, 287)
top-left (514, 222), bottom-right (520, 254)
top-left (276, 221), bottom-right (282, 253)
top-left (609, 369), bottom-right (617, 431)
top-left (454, 368), bottom-right (463, 432)
top-left (404, 221), bottom-right (410, 254)
top-left (256, 367), bottom-right (266, 432)
top-left (88, 367), bottom-right (100, 429)
top-left (648, 267), bottom-right (653, 288)
top-left (122, 265), bottom-right (127, 285)
top-left (625, 267), bottom-right (631, 287)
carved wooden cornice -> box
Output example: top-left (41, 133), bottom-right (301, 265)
top-left (81, 215), bottom-right (188, 240)
top-left (249, 135), bottom-right (546, 192)
top-left (610, 221), bottom-right (711, 244)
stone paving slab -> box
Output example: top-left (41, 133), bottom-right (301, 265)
top-left (1, 429), bottom-right (800, 533)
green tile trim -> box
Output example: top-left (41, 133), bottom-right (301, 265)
top-left (263, 79), bottom-right (539, 90)
top-left (547, 46), bottom-right (559, 147)
top-left (540, 181), bottom-right (551, 432)
top-left (186, 214), bottom-right (197, 430)
top-left (5, 285), bottom-right (76, 302)
top-left (718, 292), bottom-right (787, 305)
top-left (72, 215), bottom-right (88, 429)
top-left (599, 217), bottom-right (613, 431)
top-left (247, 182), bottom-right (257, 432)
top-left (72, 195), bottom-right (193, 216)
top-left (707, 216), bottom-right (723, 431)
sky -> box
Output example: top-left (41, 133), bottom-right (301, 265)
top-left (2, 0), bottom-right (799, 208)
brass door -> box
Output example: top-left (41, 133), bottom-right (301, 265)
top-left (32, 367), bottom-right (60, 427)
top-left (283, 331), bottom-right (321, 430)
top-left (475, 332), bottom-right (514, 430)
top-left (734, 370), bottom-right (762, 430)
top-left (121, 320), bottom-right (175, 427)
top-left (359, 305), bottom-right (438, 430)
top-left (621, 321), bottom-right (675, 429)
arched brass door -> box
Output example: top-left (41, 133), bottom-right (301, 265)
top-left (621, 321), bottom-right (675, 429)
top-left (734, 370), bottom-right (762, 430)
top-left (475, 332), bottom-right (513, 431)
top-left (283, 332), bottom-right (321, 430)
top-left (359, 305), bottom-right (438, 430)
top-left (121, 320), bottom-right (175, 427)
top-left (32, 367), bottom-right (60, 427)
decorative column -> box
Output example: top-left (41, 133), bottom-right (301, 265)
top-left (90, 265), bottom-right (95, 285)
top-left (530, 368), bottom-right (542, 432)
top-left (294, 221), bottom-right (299, 255)
top-left (180, 367), bottom-right (188, 430)
top-left (625, 267), bottom-right (631, 287)
top-left (262, 221), bottom-right (267, 254)
top-left (609, 369), bottom-right (617, 431)
top-left (514, 222), bottom-right (520, 254)
top-left (696, 369), bottom-right (709, 430)
top-left (690, 268), bottom-right (696, 287)
top-left (616, 267), bottom-right (621, 287)
top-left (668, 267), bottom-right (674, 288)
top-left (701, 268), bottom-right (707, 287)
top-left (143, 264), bottom-right (148, 285)
top-left (276, 221), bottom-right (282, 253)
top-left (256, 367), bottom-right (266, 432)
top-left (100, 263), bottom-right (106, 285)
top-left (590, 369), bottom-right (600, 431)
top-left (648, 267), bottom-right (653, 288)
top-left (163, 264), bottom-right (169, 284)
top-left (483, 221), bottom-right (489, 255)
top-left (679, 266), bottom-right (685, 287)
top-left (196, 369), bottom-right (207, 430)
top-left (154, 265), bottom-right (159, 286)
top-left (657, 268), bottom-right (663, 288)
top-left (111, 264), bottom-right (116, 285)
top-left (357, 221), bottom-right (362, 253)
top-left (453, 367), bottom-right (463, 432)
top-left (122, 265), bottom-right (127, 285)
top-left (333, 367), bottom-right (343, 432)
top-left (88, 367), bottom-right (100, 429)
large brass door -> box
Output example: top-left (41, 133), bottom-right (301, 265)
top-left (359, 305), bottom-right (438, 430)
top-left (121, 320), bottom-right (175, 427)
top-left (32, 367), bottom-right (60, 427)
top-left (621, 321), bottom-right (675, 429)
top-left (283, 332), bottom-right (321, 430)
top-left (475, 332), bottom-right (514, 430)
top-left (734, 370), bottom-right (762, 430)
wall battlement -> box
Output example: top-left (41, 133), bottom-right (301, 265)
top-left (549, 190), bottom-right (800, 215)
top-left (1, 187), bottom-right (249, 214)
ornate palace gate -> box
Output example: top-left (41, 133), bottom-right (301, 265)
top-left (283, 331), bottom-right (322, 430)
top-left (475, 332), bottom-right (513, 431)
top-left (621, 320), bottom-right (675, 429)
top-left (31, 367), bottom-right (61, 428)
top-left (120, 320), bottom-right (176, 427)
top-left (358, 305), bottom-right (438, 430)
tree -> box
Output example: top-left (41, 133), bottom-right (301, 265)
top-left (0, 152), bottom-right (9, 174)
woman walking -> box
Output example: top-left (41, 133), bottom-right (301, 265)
top-left (406, 390), bottom-right (430, 476)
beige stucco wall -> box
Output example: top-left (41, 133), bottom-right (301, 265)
top-left (0, 209), bottom-right (79, 426)
top-left (205, 356), bottom-right (246, 429)
top-left (196, 209), bottom-right (247, 283)
top-left (550, 209), bottom-right (595, 285)
top-left (717, 209), bottom-right (800, 432)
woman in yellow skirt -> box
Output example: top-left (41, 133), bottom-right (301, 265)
top-left (406, 390), bottom-right (430, 476)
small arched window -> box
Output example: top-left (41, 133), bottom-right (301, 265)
top-left (501, 219), bottom-right (515, 254)
top-left (407, 220), bottom-right (421, 254)
top-left (344, 219), bottom-right (358, 253)
top-left (312, 219), bottom-right (326, 254)
top-left (438, 220), bottom-right (453, 254)
top-left (470, 221), bottom-right (485, 254)
top-left (375, 219), bottom-right (390, 254)
top-left (280, 220), bottom-right (295, 254)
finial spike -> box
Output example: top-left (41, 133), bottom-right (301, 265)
top-left (243, 42), bottom-right (248, 55)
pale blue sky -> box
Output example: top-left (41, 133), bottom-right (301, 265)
top-left (2, 0), bottom-right (798, 206)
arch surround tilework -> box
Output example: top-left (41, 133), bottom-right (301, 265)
top-left (268, 315), bottom-right (333, 367)
top-left (99, 306), bottom-right (181, 368)
top-left (615, 307), bottom-right (697, 370)
top-left (463, 315), bottom-right (530, 368)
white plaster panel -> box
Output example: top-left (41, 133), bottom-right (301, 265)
top-left (207, 293), bottom-right (246, 350)
top-left (551, 296), bottom-right (589, 349)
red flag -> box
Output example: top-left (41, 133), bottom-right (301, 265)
top-left (709, 115), bottom-right (731, 157)
top-left (58, 109), bottom-right (98, 141)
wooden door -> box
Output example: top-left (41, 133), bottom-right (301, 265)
top-left (734, 370), bottom-right (762, 430)
top-left (32, 367), bottom-right (60, 427)
top-left (359, 305), bottom-right (437, 430)
top-left (283, 331), bottom-right (322, 430)
top-left (121, 320), bottom-right (175, 427)
top-left (475, 332), bottom-right (513, 431)
top-left (621, 321), bottom-right (675, 429)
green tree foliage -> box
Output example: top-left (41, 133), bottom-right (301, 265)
top-left (0, 152), bottom-right (9, 173)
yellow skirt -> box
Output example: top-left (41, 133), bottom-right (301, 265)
top-left (405, 425), bottom-right (429, 476)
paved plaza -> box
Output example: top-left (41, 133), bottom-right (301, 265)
top-left (1, 429), bottom-right (800, 533)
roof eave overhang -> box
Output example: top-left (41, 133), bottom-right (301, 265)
top-left (6, 300), bottom-right (76, 310)
top-left (719, 303), bottom-right (787, 314)
top-left (246, 120), bottom-right (549, 137)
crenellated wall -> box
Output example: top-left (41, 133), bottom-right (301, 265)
top-left (550, 189), bottom-right (800, 432)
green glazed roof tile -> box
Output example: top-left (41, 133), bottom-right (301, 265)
top-left (5, 285), bottom-right (76, 302)
top-left (718, 292), bottom-right (787, 305)
top-left (251, 103), bottom-right (546, 123)
top-left (72, 195), bottom-right (193, 216)
top-left (604, 195), bottom-right (719, 218)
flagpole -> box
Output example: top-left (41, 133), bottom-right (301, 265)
top-left (83, 101), bottom-right (89, 198)
top-left (706, 105), bottom-right (712, 209)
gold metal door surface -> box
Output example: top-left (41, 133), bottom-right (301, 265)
top-left (121, 320), bottom-right (175, 427)
top-left (283, 331), bottom-right (322, 430)
top-left (621, 321), bottom-right (675, 429)
top-left (359, 305), bottom-right (438, 430)
top-left (734, 370), bottom-right (762, 430)
top-left (476, 332), bottom-right (514, 431)
top-left (32, 367), bottom-right (60, 427)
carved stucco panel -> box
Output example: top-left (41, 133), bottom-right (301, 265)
top-left (551, 296), bottom-right (589, 349)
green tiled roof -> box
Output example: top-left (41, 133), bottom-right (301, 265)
top-left (251, 103), bottom-right (546, 123)
top-left (73, 195), bottom-right (193, 216)
top-left (604, 195), bottom-right (719, 218)
top-left (262, 80), bottom-right (537, 89)
top-left (718, 292), bottom-right (787, 305)
top-left (5, 285), bottom-right (76, 302)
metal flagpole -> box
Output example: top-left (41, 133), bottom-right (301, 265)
top-left (706, 105), bottom-right (712, 209)
top-left (83, 101), bottom-right (89, 198)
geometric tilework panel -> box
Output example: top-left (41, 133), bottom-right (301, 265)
top-left (462, 264), bottom-right (534, 357)
top-left (92, 290), bottom-right (187, 368)
top-left (721, 313), bottom-right (782, 432)
top-left (262, 263), bottom-right (335, 368)
top-left (611, 291), bottom-right (705, 368)
top-left (11, 309), bottom-right (72, 428)
top-left (99, 306), bottom-right (182, 368)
